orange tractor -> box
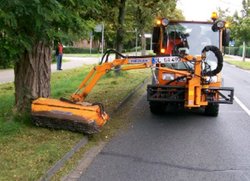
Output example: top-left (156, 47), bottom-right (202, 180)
top-left (32, 14), bottom-right (234, 134)
top-left (148, 16), bottom-right (233, 115)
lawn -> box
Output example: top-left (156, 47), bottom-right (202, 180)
top-left (0, 65), bottom-right (150, 180)
top-left (224, 60), bottom-right (250, 70)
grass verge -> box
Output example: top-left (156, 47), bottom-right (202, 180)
top-left (0, 65), bottom-right (150, 180)
top-left (224, 59), bottom-right (250, 70)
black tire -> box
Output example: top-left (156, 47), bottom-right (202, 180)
top-left (149, 102), bottom-right (165, 114)
top-left (204, 103), bottom-right (219, 117)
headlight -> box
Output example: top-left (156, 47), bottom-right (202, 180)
top-left (162, 73), bottom-right (174, 80)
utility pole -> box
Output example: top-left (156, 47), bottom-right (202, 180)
top-left (135, 28), bottom-right (138, 56)
top-left (101, 22), bottom-right (104, 55)
top-left (89, 32), bottom-right (93, 54)
top-left (242, 41), bottom-right (246, 62)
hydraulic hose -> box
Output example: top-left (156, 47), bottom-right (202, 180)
top-left (99, 49), bottom-right (126, 65)
top-left (202, 45), bottom-right (223, 76)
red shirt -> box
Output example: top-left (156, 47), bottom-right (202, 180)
top-left (58, 43), bottom-right (63, 54)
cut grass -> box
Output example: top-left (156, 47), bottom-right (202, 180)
top-left (0, 65), bottom-right (150, 180)
top-left (224, 60), bottom-right (250, 70)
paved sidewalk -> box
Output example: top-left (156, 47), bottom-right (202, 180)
top-left (0, 56), bottom-right (101, 84)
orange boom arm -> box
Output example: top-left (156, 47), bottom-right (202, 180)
top-left (70, 57), bottom-right (153, 103)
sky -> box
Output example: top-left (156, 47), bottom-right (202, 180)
top-left (177, 0), bottom-right (243, 21)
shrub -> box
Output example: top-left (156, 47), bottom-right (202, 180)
top-left (63, 47), bottom-right (98, 54)
top-left (224, 46), bottom-right (250, 58)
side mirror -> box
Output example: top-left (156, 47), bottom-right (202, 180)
top-left (212, 20), bottom-right (226, 32)
top-left (222, 29), bottom-right (230, 46)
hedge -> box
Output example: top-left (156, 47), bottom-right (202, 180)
top-left (63, 47), bottom-right (99, 54)
top-left (224, 47), bottom-right (250, 58)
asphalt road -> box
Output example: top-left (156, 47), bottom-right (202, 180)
top-left (79, 63), bottom-right (250, 181)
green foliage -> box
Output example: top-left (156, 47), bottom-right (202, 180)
top-left (231, 17), bottom-right (250, 42)
top-left (95, 0), bottom-right (182, 50)
top-left (229, 0), bottom-right (250, 44)
top-left (0, 0), bottom-right (183, 64)
top-left (225, 46), bottom-right (250, 57)
top-left (0, 0), bottom-right (99, 64)
top-left (63, 47), bottom-right (99, 54)
top-left (242, 0), bottom-right (250, 17)
top-left (129, 0), bottom-right (178, 30)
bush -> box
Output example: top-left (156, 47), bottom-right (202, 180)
top-left (0, 59), bottom-right (14, 69)
top-left (123, 46), bottom-right (142, 53)
top-left (63, 47), bottom-right (98, 54)
top-left (224, 46), bottom-right (250, 58)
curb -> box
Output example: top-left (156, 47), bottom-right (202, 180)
top-left (39, 76), bottom-right (150, 180)
top-left (61, 141), bottom-right (106, 181)
top-left (113, 76), bottom-right (150, 112)
top-left (39, 138), bottom-right (88, 181)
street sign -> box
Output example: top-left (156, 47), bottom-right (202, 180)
top-left (94, 24), bottom-right (103, 32)
top-left (144, 33), bottom-right (152, 38)
top-left (229, 40), bottom-right (235, 47)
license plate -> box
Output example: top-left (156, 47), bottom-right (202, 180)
top-left (153, 56), bottom-right (180, 63)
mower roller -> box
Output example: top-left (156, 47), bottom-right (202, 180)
top-left (32, 98), bottom-right (108, 134)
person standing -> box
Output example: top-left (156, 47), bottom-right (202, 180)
top-left (56, 41), bottom-right (63, 70)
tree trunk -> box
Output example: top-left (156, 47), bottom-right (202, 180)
top-left (14, 41), bottom-right (52, 112)
top-left (116, 0), bottom-right (126, 58)
top-left (140, 29), bottom-right (146, 56)
top-left (136, 3), bottom-right (146, 56)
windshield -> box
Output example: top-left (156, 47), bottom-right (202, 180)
top-left (164, 22), bottom-right (220, 70)
top-left (166, 22), bottom-right (219, 55)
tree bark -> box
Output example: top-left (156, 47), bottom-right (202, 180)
top-left (136, 3), bottom-right (146, 56)
top-left (14, 41), bottom-right (52, 112)
top-left (140, 28), bottom-right (146, 55)
top-left (116, 0), bottom-right (126, 58)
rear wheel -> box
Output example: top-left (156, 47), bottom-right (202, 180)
top-left (204, 103), bottom-right (219, 117)
top-left (149, 102), bottom-right (165, 114)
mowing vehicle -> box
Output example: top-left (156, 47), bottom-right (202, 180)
top-left (148, 14), bottom-right (233, 115)
top-left (31, 13), bottom-right (234, 134)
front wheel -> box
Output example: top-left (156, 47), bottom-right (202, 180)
top-left (204, 103), bottom-right (219, 117)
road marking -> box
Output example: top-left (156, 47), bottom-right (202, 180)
top-left (234, 96), bottom-right (250, 116)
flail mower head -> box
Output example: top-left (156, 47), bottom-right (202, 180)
top-left (31, 98), bottom-right (109, 134)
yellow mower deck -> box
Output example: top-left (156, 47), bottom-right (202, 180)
top-left (31, 98), bottom-right (109, 134)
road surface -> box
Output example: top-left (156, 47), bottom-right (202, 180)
top-left (79, 63), bottom-right (250, 181)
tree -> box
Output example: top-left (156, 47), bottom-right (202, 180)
top-left (116, 0), bottom-right (127, 56)
top-left (242, 0), bottom-right (250, 17)
top-left (230, 0), bottom-right (250, 61)
top-left (0, 0), bottom-right (98, 112)
top-left (232, 17), bottom-right (250, 61)
top-left (129, 0), bottom-right (179, 55)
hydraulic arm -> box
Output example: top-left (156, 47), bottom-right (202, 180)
top-left (70, 57), bottom-right (153, 102)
